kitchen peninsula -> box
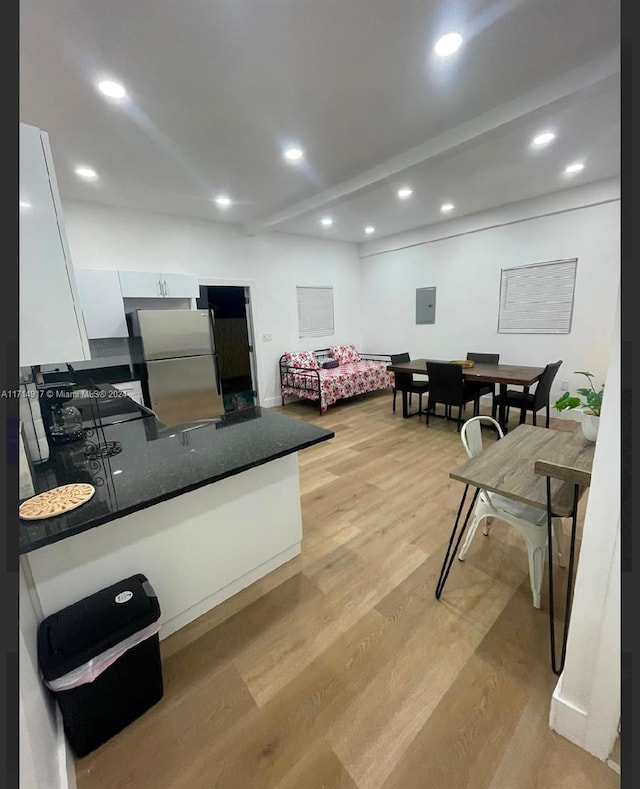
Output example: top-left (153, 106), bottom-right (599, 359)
top-left (20, 392), bottom-right (333, 639)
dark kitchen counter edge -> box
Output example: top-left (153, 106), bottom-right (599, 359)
top-left (39, 363), bottom-right (137, 387)
top-left (19, 430), bottom-right (334, 555)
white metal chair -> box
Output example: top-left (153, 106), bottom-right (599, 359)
top-left (457, 416), bottom-right (565, 609)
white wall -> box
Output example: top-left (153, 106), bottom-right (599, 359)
top-left (549, 290), bottom-right (620, 760)
top-left (62, 180), bottom-right (619, 411)
top-left (359, 179), bottom-right (620, 408)
top-left (61, 201), bottom-right (362, 407)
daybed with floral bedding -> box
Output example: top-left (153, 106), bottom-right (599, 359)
top-left (279, 344), bottom-right (393, 414)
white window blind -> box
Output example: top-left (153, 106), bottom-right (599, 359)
top-left (498, 258), bottom-right (577, 334)
top-left (296, 286), bottom-right (335, 338)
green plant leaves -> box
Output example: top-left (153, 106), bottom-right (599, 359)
top-left (553, 371), bottom-right (603, 417)
top-left (554, 392), bottom-right (582, 411)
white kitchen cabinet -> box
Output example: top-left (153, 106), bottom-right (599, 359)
top-left (118, 270), bottom-right (165, 298)
top-left (19, 123), bottom-right (90, 367)
top-left (118, 270), bottom-right (199, 299)
top-left (161, 272), bottom-right (199, 298)
top-left (75, 269), bottom-right (129, 338)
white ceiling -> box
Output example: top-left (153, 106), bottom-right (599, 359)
top-left (20, 0), bottom-right (621, 244)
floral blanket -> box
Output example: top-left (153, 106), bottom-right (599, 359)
top-left (281, 360), bottom-right (394, 413)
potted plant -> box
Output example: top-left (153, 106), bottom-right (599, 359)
top-left (553, 371), bottom-right (604, 442)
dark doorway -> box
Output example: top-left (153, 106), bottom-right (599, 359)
top-left (196, 286), bottom-right (256, 411)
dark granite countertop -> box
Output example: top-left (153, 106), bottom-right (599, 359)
top-left (19, 404), bottom-right (334, 554)
top-left (40, 363), bottom-right (136, 386)
top-left (35, 382), bottom-right (152, 428)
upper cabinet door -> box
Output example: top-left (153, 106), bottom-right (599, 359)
top-left (160, 273), bottom-right (199, 298)
top-left (118, 270), bottom-right (198, 298)
top-left (118, 270), bottom-right (165, 298)
top-left (75, 269), bottom-right (128, 338)
top-left (19, 124), bottom-right (90, 367)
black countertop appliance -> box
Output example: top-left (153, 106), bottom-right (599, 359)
top-left (40, 381), bottom-right (85, 446)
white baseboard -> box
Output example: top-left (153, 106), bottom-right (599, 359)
top-left (56, 707), bottom-right (76, 789)
top-left (549, 679), bottom-right (588, 748)
top-left (606, 756), bottom-right (620, 774)
top-left (260, 395), bottom-right (282, 408)
top-left (158, 543), bottom-right (301, 639)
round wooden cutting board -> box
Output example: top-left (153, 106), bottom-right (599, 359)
top-left (19, 484), bottom-right (96, 521)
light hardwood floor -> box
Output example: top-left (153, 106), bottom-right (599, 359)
top-left (75, 392), bottom-right (619, 789)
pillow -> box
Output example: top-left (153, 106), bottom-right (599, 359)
top-left (322, 359), bottom-right (339, 369)
top-left (285, 351), bottom-right (319, 369)
top-left (330, 344), bottom-right (361, 365)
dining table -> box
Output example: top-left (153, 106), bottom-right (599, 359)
top-left (386, 358), bottom-right (545, 430)
top-left (435, 423), bottom-right (595, 674)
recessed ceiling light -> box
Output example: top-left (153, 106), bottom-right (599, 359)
top-left (215, 194), bottom-right (232, 208)
top-left (97, 80), bottom-right (127, 99)
top-left (74, 166), bottom-right (98, 180)
top-left (284, 147), bottom-right (304, 162)
top-left (564, 162), bottom-right (585, 174)
top-left (440, 202), bottom-right (454, 213)
top-left (364, 226), bottom-right (375, 235)
top-left (320, 216), bottom-right (333, 227)
top-left (434, 32), bottom-right (463, 57)
top-left (532, 131), bottom-right (555, 147)
top-left (397, 187), bottom-right (413, 199)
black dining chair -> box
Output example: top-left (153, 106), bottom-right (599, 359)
top-left (466, 352), bottom-right (500, 415)
top-left (425, 361), bottom-right (478, 431)
top-left (492, 359), bottom-right (562, 428)
top-left (390, 353), bottom-right (429, 416)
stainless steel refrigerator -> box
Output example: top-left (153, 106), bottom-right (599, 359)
top-left (129, 309), bottom-right (225, 426)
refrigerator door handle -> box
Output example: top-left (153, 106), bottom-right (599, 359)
top-left (163, 279), bottom-right (169, 297)
top-left (157, 278), bottom-right (163, 297)
top-left (212, 353), bottom-right (221, 395)
top-left (207, 310), bottom-right (222, 396)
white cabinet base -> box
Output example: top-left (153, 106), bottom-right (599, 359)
top-left (24, 454), bottom-right (303, 640)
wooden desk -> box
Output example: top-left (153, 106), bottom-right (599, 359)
top-left (449, 424), bottom-right (594, 516)
top-left (386, 359), bottom-right (544, 427)
top-left (436, 424), bottom-right (595, 673)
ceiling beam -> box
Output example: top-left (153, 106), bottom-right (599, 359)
top-left (244, 47), bottom-right (619, 236)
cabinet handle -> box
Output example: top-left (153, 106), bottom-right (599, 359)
top-left (163, 279), bottom-right (168, 297)
top-left (158, 279), bottom-right (163, 297)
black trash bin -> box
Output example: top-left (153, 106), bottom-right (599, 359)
top-left (37, 573), bottom-right (163, 757)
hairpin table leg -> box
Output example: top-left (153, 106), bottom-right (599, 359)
top-left (435, 485), bottom-right (479, 599)
top-left (546, 478), bottom-right (581, 674)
